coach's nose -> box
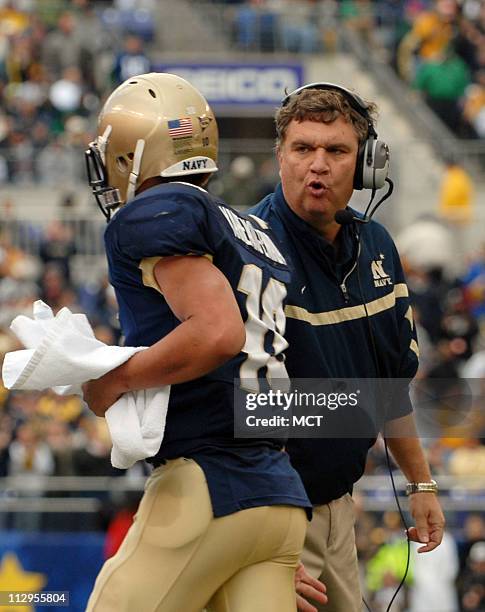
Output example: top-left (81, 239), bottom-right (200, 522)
top-left (309, 148), bottom-right (330, 175)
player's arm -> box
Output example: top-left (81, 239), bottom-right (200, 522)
top-left (82, 255), bottom-right (246, 416)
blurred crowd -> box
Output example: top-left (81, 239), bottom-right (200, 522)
top-left (396, 0), bottom-right (485, 138)
top-left (223, 0), bottom-right (485, 139)
top-left (353, 501), bottom-right (485, 610)
top-left (0, 0), bottom-right (155, 184)
top-left (0, 0), bottom-right (483, 188)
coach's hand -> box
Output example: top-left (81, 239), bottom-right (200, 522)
top-left (295, 562), bottom-right (328, 611)
top-left (407, 492), bottom-right (445, 553)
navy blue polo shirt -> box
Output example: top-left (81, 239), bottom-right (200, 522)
top-left (248, 184), bottom-right (418, 505)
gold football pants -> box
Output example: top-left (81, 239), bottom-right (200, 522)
top-left (86, 458), bottom-right (307, 612)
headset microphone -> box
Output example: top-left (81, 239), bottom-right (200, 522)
top-left (334, 178), bottom-right (394, 226)
top-left (334, 209), bottom-right (369, 225)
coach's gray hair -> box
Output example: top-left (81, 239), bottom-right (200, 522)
top-left (275, 88), bottom-right (378, 147)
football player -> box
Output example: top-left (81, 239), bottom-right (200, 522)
top-left (82, 73), bottom-right (312, 612)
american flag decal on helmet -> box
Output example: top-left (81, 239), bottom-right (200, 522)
top-left (168, 118), bottom-right (193, 139)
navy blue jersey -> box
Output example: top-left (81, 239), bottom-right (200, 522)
top-left (249, 184), bottom-right (418, 505)
top-left (104, 181), bottom-right (310, 516)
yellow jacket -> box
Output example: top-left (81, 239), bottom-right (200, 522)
top-left (438, 165), bottom-right (474, 224)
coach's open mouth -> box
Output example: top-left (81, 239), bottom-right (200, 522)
top-left (307, 180), bottom-right (327, 197)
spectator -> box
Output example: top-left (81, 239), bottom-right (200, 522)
top-left (0, 412), bottom-right (13, 477)
top-left (461, 243), bottom-right (485, 322)
top-left (232, 1), bottom-right (267, 51)
top-left (48, 66), bottom-right (84, 115)
top-left (463, 70), bottom-right (485, 138)
top-left (8, 421), bottom-right (54, 478)
top-left (6, 418), bottom-right (55, 530)
top-left (439, 288), bottom-right (479, 362)
top-left (438, 157), bottom-right (475, 225)
top-left (397, 0), bottom-right (459, 82)
top-left (6, 130), bottom-right (35, 183)
top-left (38, 263), bottom-right (71, 313)
top-left (112, 34), bottom-right (151, 84)
top-left (221, 155), bottom-right (260, 209)
top-left (409, 530), bottom-right (460, 611)
top-left (0, 2), bottom-right (30, 37)
top-left (36, 137), bottom-right (79, 186)
top-left (38, 220), bottom-right (76, 283)
top-left (41, 12), bottom-right (84, 80)
top-left (448, 437), bottom-right (485, 476)
top-left (413, 48), bottom-right (472, 133)
top-left (78, 276), bottom-right (121, 340)
top-left (72, 417), bottom-right (118, 477)
top-left (459, 541), bottom-right (485, 610)
top-left (36, 390), bottom-right (84, 426)
top-left (458, 514), bottom-right (485, 571)
top-left (340, 0), bottom-right (376, 47)
top-left (43, 419), bottom-right (75, 476)
top-left (396, 214), bottom-right (456, 280)
top-left (366, 511), bottom-right (412, 611)
top-left (279, 0), bottom-right (321, 53)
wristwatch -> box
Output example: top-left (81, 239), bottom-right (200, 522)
top-left (405, 479), bottom-right (438, 496)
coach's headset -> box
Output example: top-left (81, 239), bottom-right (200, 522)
top-left (281, 82), bottom-right (390, 191)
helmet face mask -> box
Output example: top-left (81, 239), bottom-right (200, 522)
top-left (85, 73), bottom-right (219, 220)
top-left (85, 137), bottom-right (122, 220)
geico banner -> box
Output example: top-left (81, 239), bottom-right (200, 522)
top-left (153, 64), bottom-right (304, 105)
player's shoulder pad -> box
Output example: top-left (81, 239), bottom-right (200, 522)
top-left (111, 182), bottom-right (216, 260)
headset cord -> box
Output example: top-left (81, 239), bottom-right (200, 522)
top-left (354, 227), bottom-right (411, 612)
top-left (383, 435), bottom-right (411, 612)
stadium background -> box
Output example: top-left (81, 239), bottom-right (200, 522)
top-left (0, 0), bottom-right (484, 610)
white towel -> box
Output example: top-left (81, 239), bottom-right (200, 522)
top-left (2, 301), bottom-right (170, 469)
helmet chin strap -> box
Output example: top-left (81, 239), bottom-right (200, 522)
top-left (126, 139), bottom-right (145, 202)
top-left (97, 125), bottom-right (112, 165)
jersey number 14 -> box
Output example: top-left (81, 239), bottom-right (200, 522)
top-left (237, 264), bottom-right (289, 393)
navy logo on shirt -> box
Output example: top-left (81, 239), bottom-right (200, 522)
top-left (371, 255), bottom-right (392, 287)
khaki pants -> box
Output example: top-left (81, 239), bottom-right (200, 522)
top-left (87, 458), bottom-right (307, 612)
top-left (300, 494), bottom-right (362, 612)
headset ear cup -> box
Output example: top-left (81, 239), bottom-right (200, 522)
top-left (371, 140), bottom-right (390, 190)
top-left (361, 139), bottom-right (390, 190)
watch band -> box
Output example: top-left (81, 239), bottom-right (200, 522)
top-left (405, 479), bottom-right (438, 496)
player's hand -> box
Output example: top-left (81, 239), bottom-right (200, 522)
top-left (295, 562), bottom-right (328, 611)
top-left (82, 372), bottom-right (124, 417)
top-left (407, 493), bottom-right (445, 553)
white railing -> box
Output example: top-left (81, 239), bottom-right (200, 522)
top-left (1, 474), bottom-right (484, 513)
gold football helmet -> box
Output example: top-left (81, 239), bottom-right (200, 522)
top-left (85, 72), bottom-right (218, 219)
